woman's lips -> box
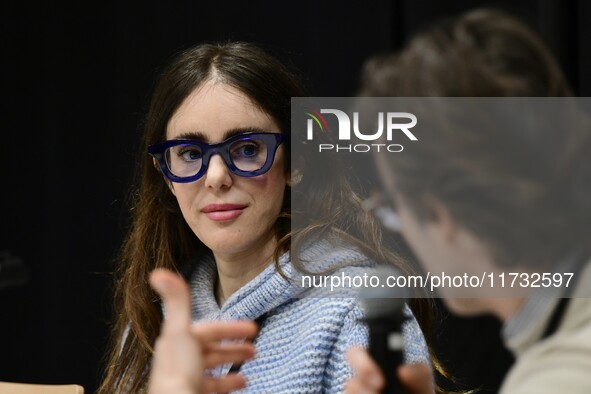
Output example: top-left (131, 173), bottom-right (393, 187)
top-left (201, 203), bottom-right (247, 221)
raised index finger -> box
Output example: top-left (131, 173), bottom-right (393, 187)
top-left (149, 268), bottom-right (192, 333)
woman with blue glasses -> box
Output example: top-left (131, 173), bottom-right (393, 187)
top-left (98, 41), bottom-right (432, 393)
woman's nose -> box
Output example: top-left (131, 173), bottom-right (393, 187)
top-left (203, 154), bottom-right (233, 190)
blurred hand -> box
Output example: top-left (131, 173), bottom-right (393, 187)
top-left (148, 268), bottom-right (257, 394)
top-left (345, 347), bottom-right (434, 394)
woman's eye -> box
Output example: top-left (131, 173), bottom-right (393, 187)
top-left (242, 144), bottom-right (258, 157)
top-left (232, 142), bottom-right (260, 158)
top-left (179, 148), bottom-right (202, 161)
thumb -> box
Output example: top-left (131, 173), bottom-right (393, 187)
top-left (149, 269), bottom-right (192, 332)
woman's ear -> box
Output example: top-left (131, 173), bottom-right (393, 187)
top-left (167, 181), bottom-right (176, 196)
top-left (153, 158), bottom-right (176, 195)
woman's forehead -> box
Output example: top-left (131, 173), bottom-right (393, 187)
top-left (166, 82), bottom-right (277, 141)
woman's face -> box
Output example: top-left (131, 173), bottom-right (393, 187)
top-left (166, 81), bottom-right (287, 260)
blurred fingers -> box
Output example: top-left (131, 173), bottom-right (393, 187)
top-left (397, 363), bottom-right (434, 394)
top-left (345, 377), bottom-right (379, 394)
top-left (346, 347), bottom-right (385, 391)
top-left (202, 343), bottom-right (256, 368)
top-left (203, 374), bottom-right (247, 393)
top-left (191, 320), bottom-right (258, 342)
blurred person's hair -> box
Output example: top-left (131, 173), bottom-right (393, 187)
top-left (359, 8), bottom-right (591, 269)
top-left (360, 8), bottom-right (571, 97)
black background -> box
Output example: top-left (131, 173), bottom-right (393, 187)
top-left (1, 1), bottom-right (589, 392)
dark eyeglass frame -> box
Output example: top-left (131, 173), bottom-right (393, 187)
top-left (148, 132), bottom-right (286, 183)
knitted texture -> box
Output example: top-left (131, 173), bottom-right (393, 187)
top-left (189, 238), bottom-right (429, 393)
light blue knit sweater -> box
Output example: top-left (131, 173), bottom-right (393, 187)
top-left (189, 238), bottom-right (429, 393)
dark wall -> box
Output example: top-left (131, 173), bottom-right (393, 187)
top-left (1, 1), bottom-right (588, 393)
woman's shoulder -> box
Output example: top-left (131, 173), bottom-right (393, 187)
top-left (265, 295), bottom-right (368, 349)
top-left (296, 233), bottom-right (382, 272)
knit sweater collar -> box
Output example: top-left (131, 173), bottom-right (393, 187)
top-left (189, 237), bottom-right (370, 322)
top-left (190, 250), bottom-right (296, 321)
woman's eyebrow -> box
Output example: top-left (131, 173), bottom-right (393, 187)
top-left (175, 131), bottom-right (207, 141)
top-left (221, 127), bottom-right (269, 140)
top-left (175, 127), bottom-right (271, 142)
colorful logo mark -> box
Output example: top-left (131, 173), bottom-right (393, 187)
top-left (305, 109), bottom-right (330, 132)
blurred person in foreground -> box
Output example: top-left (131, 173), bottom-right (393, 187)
top-left (347, 8), bottom-right (591, 394)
